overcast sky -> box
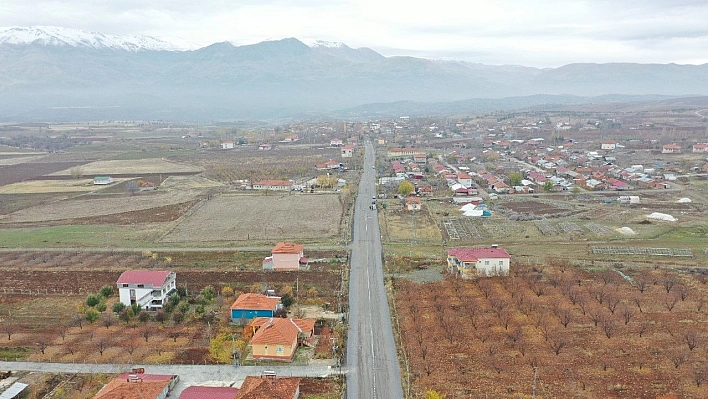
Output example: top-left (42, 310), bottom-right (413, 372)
top-left (3, 0), bottom-right (708, 67)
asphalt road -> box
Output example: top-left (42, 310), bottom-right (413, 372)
top-left (346, 141), bottom-right (404, 399)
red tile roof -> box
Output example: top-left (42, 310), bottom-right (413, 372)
top-left (236, 376), bottom-right (300, 399)
top-left (272, 242), bottom-right (304, 254)
top-left (254, 180), bottom-right (292, 187)
top-left (117, 270), bottom-right (172, 287)
top-left (249, 317), bottom-right (315, 346)
top-left (448, 247), bottom-right (510, 262)
top-left (94, 374), bottom-right (175, 399)
top-left (179, 386), bottom-right (238, 399)
top-left (230, 293), bottom-right (280, 311)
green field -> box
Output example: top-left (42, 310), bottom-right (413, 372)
top-left (0, 225), bottom-right (163, 248)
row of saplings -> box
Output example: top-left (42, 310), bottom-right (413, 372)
top-left (81, 285), bottom-right (220, 327)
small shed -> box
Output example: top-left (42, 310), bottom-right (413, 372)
top-left (93, 176), bottom-right (113, 185)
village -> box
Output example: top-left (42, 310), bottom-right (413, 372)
top-left (1, 102), bottom-right (708, 398)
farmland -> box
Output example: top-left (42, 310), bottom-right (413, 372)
top-left (393, 264), bottom-right (708, 398)
top-left (48, 158), bottom-right (202, 176)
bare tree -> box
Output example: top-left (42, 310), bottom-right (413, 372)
top-left (684, 330), bottom-right (699, 351)
top-left (632, 296), bottom-right (643, 313)
top-left (126, 340), bottom-right (138, 356)
top-left (529, 280), bottom-right (546, 297)
top-left (590, 285), bottom-right (607, 304)
top-left (677, 284), bottom-right (689, 301)
top-left (588, 308), bottom-right (603, 327)
top-left (620, 306), bottom-right (634, 325)
top-left (664, 295), bottom-right (679, 312)
top-left (3, 316), bottom-right (13, 341)
top-left (557, 307), bottom-right (573, 328)
top-left (639, 320), bottom-right (651, 338)
top-left (635, 277), bottom-right (648, 294)
top-left (102, 313), bottom-right (114, 329)
top-left (670, 350), bottom-right (687, 369)
top-left (548, 335), bottom-right (567, 355)
top-left (478, 279), bottom-right (493, 299)
top-left (693, 364), bottom-right (708, 387)
top-left (566, 287), bottom-right (580, 305)
top-left (167, 330), bottom-right (180, 343)
top-left (58, 324), bottom-right (68, 341)
top-left (96, 339), bottom-right (108, 356)
top-left (663, 279), bottom-right (675, 294)
top-left (601, 317), bottom-right (616, 339)
top-left (698, 298), bottom-right (706, 313)
top-left (606, 295), bottom-right (621, 314)
top-left (36, 337), bottom-right (49, 355)
top-left (142, 327), bottom-right (151, 342)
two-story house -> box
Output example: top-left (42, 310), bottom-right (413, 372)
top-left (447, 246), bottom-right (511, 277)
top-left (116, 270), bottom-right (176, 310)
top-left (263, 242), bottom-right (308, 271)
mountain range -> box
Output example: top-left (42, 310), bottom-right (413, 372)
top-left (1, 26), bottom-right (707, 122)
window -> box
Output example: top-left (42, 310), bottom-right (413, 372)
top-left (499, 260), bottom-right (504, 266)
top-left (276, 345), bottom-right (284, 354)
top-left (122, 284), bottom-right (128, 288)
top-left (137, 284), bottom-right (144, 288)
top-left (484, 260), bottom-right (490, 266)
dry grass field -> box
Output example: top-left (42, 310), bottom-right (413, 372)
top-left (379, 202), bottom-right (443, 244)
top-left (48, 158), bottom-right (202, 176)
top-left (0, 179), bottom-right (125, 194)
top-left (161, 193), bottom-right (344, 243)
top-left (0, 190), bottom-right (202, 224)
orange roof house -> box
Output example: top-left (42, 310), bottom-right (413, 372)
top-left (230, 293), bottom-right (281, 323)
top-left (263, 242), bottom-right (307, 271)
top-left (235, 376), bottom-right (301, 399)
top-left (94, 374), bottom-right (178, 399)
top-left (247, 317), bottom-right (316, 361)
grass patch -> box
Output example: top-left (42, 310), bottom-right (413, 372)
top-left (0, 225), bottom-right (161, 248)
top-left (0, 346), bottom-right (31, 361)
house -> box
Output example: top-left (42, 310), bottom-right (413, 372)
top-left (447, 246), bottom-right (511, 278)
top-left (693, 143), bottom-right (708, 153)
top-left (116, 270), bottom-right (176, 310)
top-left (280, 135), bottom-right (299, 143)
top-left (601, 140), bottom-right (618, 150)
top-left (263, 242), bottom-right (308, 271)
top-left (457, 173), bottom-right (473, 187)
top-left (330, 138), bottom-right (343, 147)
top-left (179, 386), bottom-right (239, 399)
top-left (235, 376), bottom-right (300, 399)
top-left (413, 153), bottom-right (427, 164)
top-left (94, 374), bottom-right (178, 399)
top-left (662, 143), bottom-right (681, 154)
top-left (93, 176), bottom-right (113, 185)
top-left (316, 160), bottom-right (343, 170)
top-left (387, 147), bottom-right (425, 159)
top-left (230, 293), bottom-right (281, 323)
top-left (405, 196), bottom-right (421, 211)
top-left (258, 143), bottom-right (272, 150)
top-left (341, 145), bottom-right (354, 158)
top-left (222, 141), bottom-right (235, 150)
top-left (247, 317), bottom-right (316, 361)
top-left (252, 180), bottom-right (293, 191)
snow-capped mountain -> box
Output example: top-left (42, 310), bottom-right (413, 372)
top-left (0, 26), bottom-right (185, 51)
top-left (299, 38), bottom-right (346, 48)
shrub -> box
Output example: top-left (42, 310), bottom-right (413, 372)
top-left (138, 311), bottom-right (150, 323)
top-left (85, 308), bottom-right (100, 323)
top-left (95, 301), bottom-right (107, 313)
top-left (281, 293), bottom-right (295, 308)
top-left (168, 294), bottom-right (181, 307)
top-left (177, 287), bottom-right (187, 297)
top-left (201, 286), bottom-right (216, 302)
top-left (221, 286), bottom-right (235, 298)
top-left (86, 294), bottom-right (101, 308)
top-left (112, 302), bottom-right (126, 313)
top-left (178, 302), bottom-right (190, 314)
top-left (99, 285), bottom-right (113, 298)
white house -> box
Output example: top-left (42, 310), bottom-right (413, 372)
top-left (221, 141), bottom-right (235, 150)
top-left (341, 145), bottom-right (354, 158)
top-left (93, 176), bottom-right (113, 185)
top-left (601, 140), bottom-right (618, 150)
top-left (447, 247), bottom-right (511, 277)
top-left (252, 180), bottom-right (293, 191)
top-left (117, 270), bottom-right (176, 310)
